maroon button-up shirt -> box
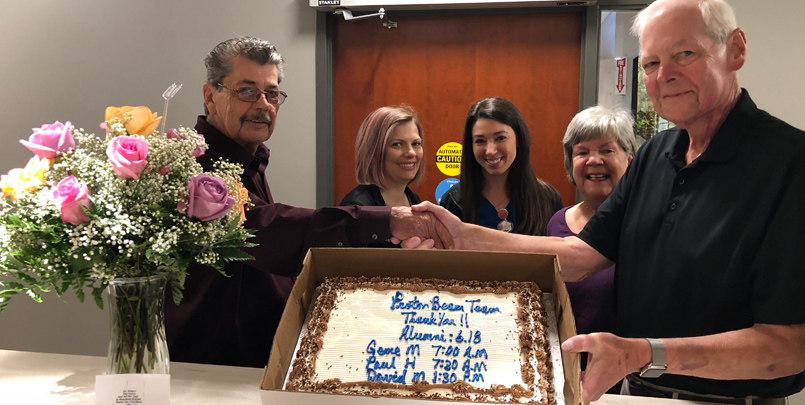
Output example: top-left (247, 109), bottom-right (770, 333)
top-left (165, 116), bottom-right (391, 367)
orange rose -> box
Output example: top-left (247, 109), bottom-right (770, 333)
top-left (0, 155), bottom-right (52, 200)
top-left (105, 106), bottom-right (161, 136)
top-left (228, 182), bottom-right (250, 226)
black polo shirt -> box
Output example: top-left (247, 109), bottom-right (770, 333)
top-left (578, 90), bottom-right (805, 398)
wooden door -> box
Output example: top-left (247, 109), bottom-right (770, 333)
top-left (333, 10), bottom-right (583, 206)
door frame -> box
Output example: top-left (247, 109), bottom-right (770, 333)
top-left (314, 2), bottom-right (650, 207)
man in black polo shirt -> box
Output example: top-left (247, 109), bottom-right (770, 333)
top-left (403, 0), bottom-right (805, 403)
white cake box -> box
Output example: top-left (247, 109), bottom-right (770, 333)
top-left (260, 248), bottom-right (582, 405)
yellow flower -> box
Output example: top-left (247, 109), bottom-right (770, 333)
top-left (105, 106), bottom-right (162, 136)
top-left (0, 155), bottom-right (52, 200)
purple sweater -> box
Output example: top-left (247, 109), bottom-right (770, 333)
top-left (546, 206), bottom-right (615, 336)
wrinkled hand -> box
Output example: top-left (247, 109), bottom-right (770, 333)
top-left (389, 205), bottom-right (454, 249)
top-left (562, 333), bottom-right (646, 404)
top-left (391, 202), bottom-right (465, 249)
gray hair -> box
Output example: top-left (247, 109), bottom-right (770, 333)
top-left (631, 0), bottom-right (737, 45)
top-left (205, 37), bottom-right (285, 84)
top-left (562, 106), bottom-right (637, 185)
top-left (203, 37), bottom-right (285, 114)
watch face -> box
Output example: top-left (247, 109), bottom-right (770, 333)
top-left (639, 364), bottom-right (666, 378)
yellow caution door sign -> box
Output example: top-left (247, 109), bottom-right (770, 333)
top-left (436, 142), bottom-right (462, 177)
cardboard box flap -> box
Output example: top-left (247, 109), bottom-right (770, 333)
top-left (266, 250), bottom-right (318, 391)
top-left (553, 257), bottom-right (582, 403)
top-left (303, 248), bottom-right (559, 286)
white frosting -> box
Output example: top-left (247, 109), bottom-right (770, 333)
top-left (312, 287), bottom-right (542, 401)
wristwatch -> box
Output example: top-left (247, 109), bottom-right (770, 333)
top-left (638, 338), bottom-right (667, 378)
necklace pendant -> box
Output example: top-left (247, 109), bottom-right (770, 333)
top-left (497, 219), bottom-right (513, 233)
top-left (497, 208), bottom-right (512, 232)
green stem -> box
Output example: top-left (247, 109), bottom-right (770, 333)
top-left (107, 276), bottom-right (168, 374)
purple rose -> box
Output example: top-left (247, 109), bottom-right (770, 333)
top-left (166, 128), bottom-right (205, 158)
top-left (20, 121), bottom-right (75, 159)
top-left (106, 136), bottom-right (148, 179)
top-left (50, 175), bottom-right (91, 225)
top-left (190, 134), bottom-right (206, 158)
top-left (180, 174), bottom-right (235, 221)
top-left (191, 134), bottom-right (206, 158)
top-left (165, 128), bottom-right (181, 139)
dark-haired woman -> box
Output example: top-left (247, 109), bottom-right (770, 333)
top-left (440, 97), bottom-right (562, 235)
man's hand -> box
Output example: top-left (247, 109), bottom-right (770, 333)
top-left (395, 202), bottom-right (466, 249)
top-left (389, 205), bottom-right (455, 249)
top-left (561, 333), bottom-right (649, 404)
top-left (390, 202), bottom-right (466, 249)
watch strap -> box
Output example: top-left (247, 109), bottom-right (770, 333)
top-left (638, 338), bottom-right (667, 378)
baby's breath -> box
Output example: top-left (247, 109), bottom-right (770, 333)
top-left (0, 121), bottom-right (254, 312)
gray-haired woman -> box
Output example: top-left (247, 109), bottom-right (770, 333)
top-left (546, 105), bottom-right (636, 377)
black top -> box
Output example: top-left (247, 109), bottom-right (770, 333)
top-left (578, 90), bottom-right (805, 397)
top-left (439, 182), bottom-right (564, 235)
top-left (340, 184), bottom-right (422, 207)
top-left (165, 117), bottom-right (391, 368)
top-left (339, 184), bottom-right (421, 248)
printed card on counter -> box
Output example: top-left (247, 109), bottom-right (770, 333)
top-left (95, 374), bottom-right (170, 405)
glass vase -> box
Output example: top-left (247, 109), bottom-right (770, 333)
top-left (106, 275), bottom-right (170, 374)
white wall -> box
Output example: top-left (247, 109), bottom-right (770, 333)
top-left (731, 0), bottom-right (805, 130)
top-left (0, 0), bottom-right (318, 207)
top-left (598, 11), bottom-right (639, 111)
top-left (0, 0), bottom-right (318, 356)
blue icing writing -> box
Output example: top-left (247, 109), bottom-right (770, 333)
top-left (367, 369), bottom-right (407, 384)
top-left (438, 312), bottom-right (456, 326)
top-left (366, 339), bottom-right (400, 356)
top-left (401, 311), bottom-right (437, 325)
top-left (398, 325), bottom-right (447, 342)
top-left (462, 360), bottom-right (487, 382)
top-left (401, 311), bottom-right (456, 326)
top-left (404, 357), bottom-right (416, 369)
top-left (465, 299), bottom-right (501, 314)
top-left (455, 329), bottom-right (482, 344)
top-left (366, 355), bottom-right (397, 370)
top-left (390, 291), bottom-right (430, 311)
top-left (405, 344), bottom-right (421, 356)
top-left (463, 346), bottom-right (488, 359)
top-left (462, 359), bottom-right (488, 372)
top-left (430, 296), bottom-right (464, 312)
top-left (432, 371), bottom-right (458, 384)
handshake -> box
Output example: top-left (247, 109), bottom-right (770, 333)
top-left (388, 202), bottom-right (467, 250)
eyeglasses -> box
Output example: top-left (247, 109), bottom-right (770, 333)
top-left (217, 83), bottom-right (288, 105)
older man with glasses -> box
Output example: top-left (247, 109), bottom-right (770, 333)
top-left (165, 37), bottom-right (450, 369)
top-left (403, 0), bottom-right (805, 403)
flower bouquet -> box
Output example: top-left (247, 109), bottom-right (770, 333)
top-left (0, 104), bottom-right (254, 373)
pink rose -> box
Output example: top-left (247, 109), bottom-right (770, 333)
top-left (20, 121), bottom-right (75, 159)
top-left (180, 174), bottom-right (235, 221)
top-left (106, 136), bottom-right (148, 179)
top-left (51, 175), bottom-right (91, 225)
top-left (166, 128), bottom-right (205, 158)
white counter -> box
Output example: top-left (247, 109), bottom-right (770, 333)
top-left (0, 349), bottom-right (716, 405)
top-left (0, 349), bottom-right (263, 405)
